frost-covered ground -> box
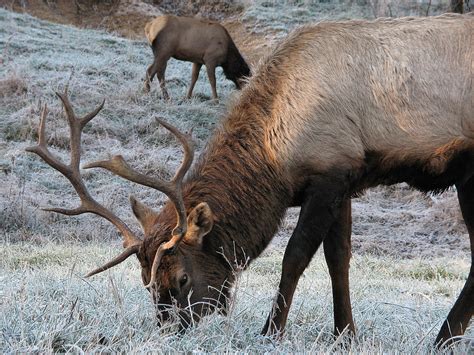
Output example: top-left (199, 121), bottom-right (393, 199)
top-left (0, 4), bottom-right (472, 353)
top-left (1, 244), bottom-right (472, 353)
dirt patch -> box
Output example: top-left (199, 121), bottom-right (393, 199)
top-left (5, 0), bottom-right (248, 38)
top-left (6, 0), bottom-right (161, 38)
top-left (4, 0), bottom-right (267, 65)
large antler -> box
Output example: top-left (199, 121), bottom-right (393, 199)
top-left (26, 88), bottom-right (143, 277)
top-left (83, 119), bottom-right (195, 288)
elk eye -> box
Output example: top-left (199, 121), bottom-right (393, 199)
top-left (179, 274), bottom-right (188, 288)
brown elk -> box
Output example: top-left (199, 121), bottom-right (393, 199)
top-left (144, 15), bottom-right (251, 100)
top-left (28, 14), bottom-right (473, 346)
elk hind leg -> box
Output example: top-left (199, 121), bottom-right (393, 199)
top-left (323, 198), bottom-right (355, 336)
top-left (144, 63), bottom-right (154, 92)
top-left (145, 55), bottom-right (170, 100)
top-left (155, 58), bottom-right (170, 100)
top-left (145, 54), bottom-right (164, 91)
top-left (435, 177), bottom-right (474, 347)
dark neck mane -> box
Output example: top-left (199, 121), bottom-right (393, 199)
top-left (222, 39), bottom-right (251, 86)
top-left (183, 123), bottom-right (291, 266)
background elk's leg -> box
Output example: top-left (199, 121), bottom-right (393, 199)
top-left (144, 63), bottom-right (154, 92)
top-left (145, 59), bottom-right (160, 90)
top-left (186, 63), bottom-right (202, 99)
top-left (323, 198), bottom-right (355, 335)
top-left (262, 176), bottom-right (347, 336)
top-left (156, 58), bottom-right (170, 100)
top-left (204, 61), bottom-right (218, 100)
top-left (435, 177), bottom-right (474, 346)
top-left (145, 55), bottom-right (170, 100)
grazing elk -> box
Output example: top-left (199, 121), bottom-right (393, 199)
top-left (144, 15), bottom-right (251, 100)
top-left (28, 14), bottom-right (473, 347)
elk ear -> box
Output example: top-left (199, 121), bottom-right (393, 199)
top-left (185, 202), bottom-right (214, 246)
top-left (130, 196), bottom-right (158, 236)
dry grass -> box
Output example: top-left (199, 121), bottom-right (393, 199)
top-left (0, 2), bottom-right (472, 353)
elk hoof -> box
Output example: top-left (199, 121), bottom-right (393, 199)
top-left (144, 82), bottom-right (151, 93)
top-left (261, 320), bottom-right (284, 339)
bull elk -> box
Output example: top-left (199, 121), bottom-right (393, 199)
top-left (144, 15), bottom-right (251, 100)
top-left (28, 14), bottom-right (473, 346)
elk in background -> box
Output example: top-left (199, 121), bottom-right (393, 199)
top-left (28, 14), bottom-right (473, 347)
top-left (144, 15), bottom-right (251, 100)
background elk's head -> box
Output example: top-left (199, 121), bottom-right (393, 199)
top-left (27, 88), bottom-right (231, 328)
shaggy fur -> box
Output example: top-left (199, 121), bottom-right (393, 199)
top-left (138, 13), bottom-right (473, 345)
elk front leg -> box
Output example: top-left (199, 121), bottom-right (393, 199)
top-left (323, 198), bottom-right (355, 335)
top-left (262, 177), bottom-right (347, 337)
top-left (435, 177), bottom-right (474, 347)
top-left (186, 63), bottom-right (202, 99)
top-left (204, 61), bottom-right (218, 100)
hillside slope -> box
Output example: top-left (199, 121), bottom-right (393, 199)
top-left (1, 7), bottom-right (236, 246)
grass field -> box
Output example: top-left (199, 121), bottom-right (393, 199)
top-left (1, 2), bottom-right (472, 353)
top-left (1, 243), bottom-right (472, 352)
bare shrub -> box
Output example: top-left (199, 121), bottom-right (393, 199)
top-left (0, 72), bottom-right (28, 98)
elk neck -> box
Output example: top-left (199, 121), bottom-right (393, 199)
top-left (222, 38), bottom-right (251, 86)
top-left (182, 118), bottom-right (293, 268)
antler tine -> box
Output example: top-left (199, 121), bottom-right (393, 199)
top-left (82, 118), bottom-right (195, 287)
top-left (155, 118), bottom-right (195, 241)
top-left (142, 119), bottom-right (196, 289)
top-left (155, 118), bottom-right (194, 184)
top-left (56, 89), bottom-right (106, 129)
top-left (26, 103), bottom-right (71, 182)
top-left (26, 89), bottom-right (142, 275)
top-left (54, 90), bottom-right (104, 171)
top-left (85, 244), bottom-right (141, 278)
top-left (80, 99), bottom-right (105, 127)
top-left (83, 119), bottom-right (195, 242)
top-left (145, 243), bottom-right (168, 288)
top-left (37, 104), bottom-right (48, 146)
top-left (55, 89), bottom-right (76, 128)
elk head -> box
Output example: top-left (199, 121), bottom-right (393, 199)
top-left (27, 88), bottom-right (231, 329)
